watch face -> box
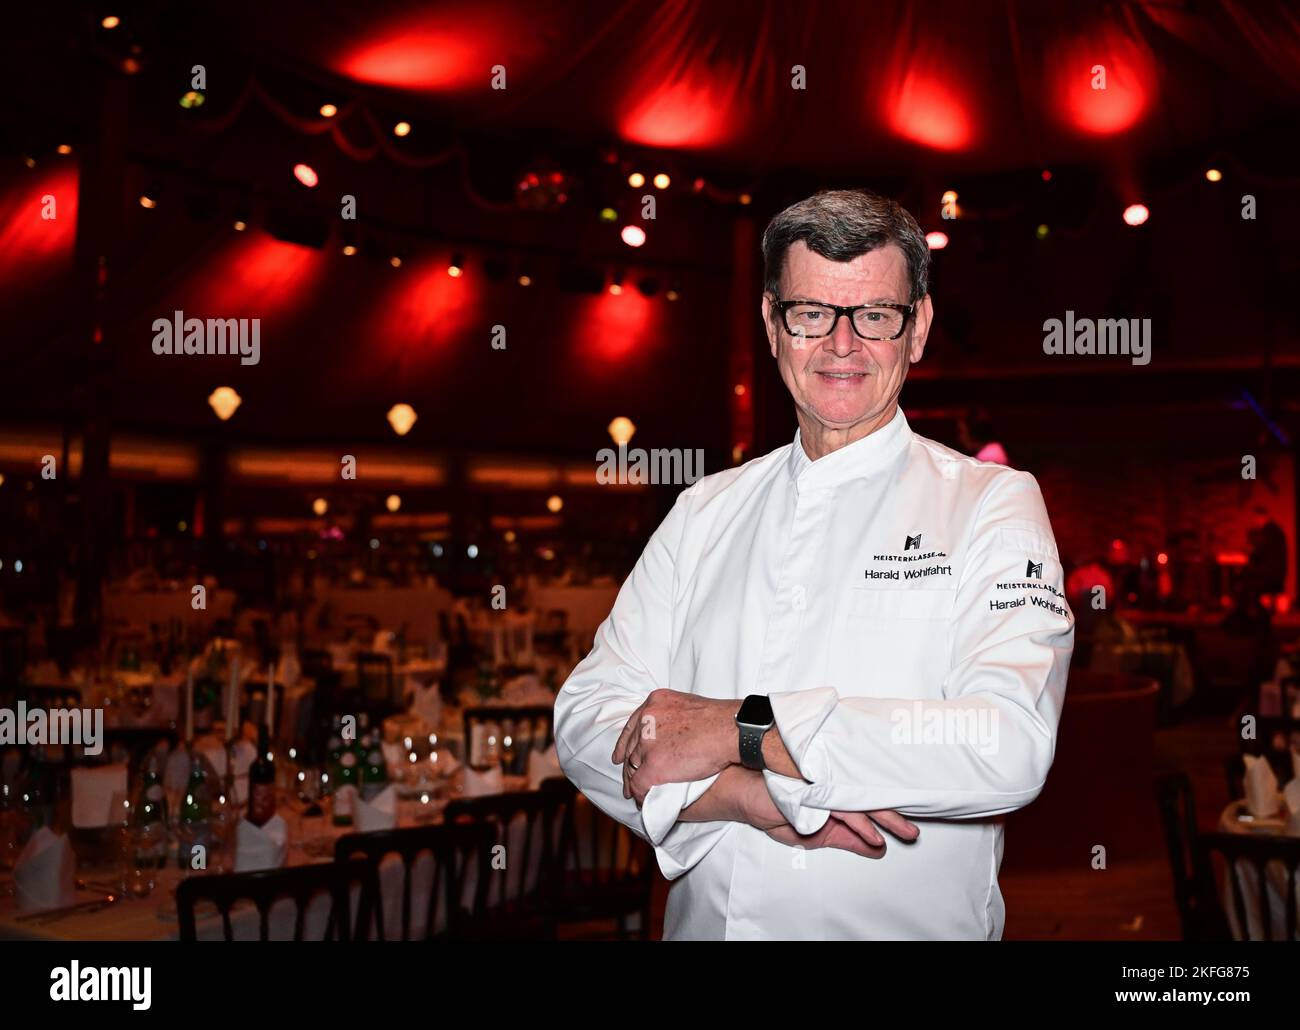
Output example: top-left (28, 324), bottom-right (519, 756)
top-left (737, 694), bottom-right (774, 727)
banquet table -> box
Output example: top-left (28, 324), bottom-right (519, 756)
top-left (1216, 799), bottom-right (1300, 940)
top-left (0, 772), bottom-right (588, 942)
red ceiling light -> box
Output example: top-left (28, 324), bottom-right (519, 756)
top-left (886, 68), bottom-right (973, 152)
top-left (620, 225), bottom-right (646, 248)
top-left (293, 163), bottom-right (319, 188)
top-left (1122, 203), bottom-right (1149, 226)
top-left (1056, 25), bottom-right (1154, 136)
top-left (925, 231), bottom-right (949, 250)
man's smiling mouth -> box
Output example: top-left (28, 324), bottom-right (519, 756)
top-left (815, 371), bottom-right (870, 379)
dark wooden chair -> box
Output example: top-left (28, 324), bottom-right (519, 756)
top-left (443, 788), bottom-right (567, 939)
top-left (541, 776), bottom-right (654, 940)
top-left (1155, 771), bottom-right (1232, 940)
top-left (333, 821), bottom-right (496, 940)
top-left (1200, 831), bottom-right (1300, 941)
top-left (1223, 754), bottom-right (1246, 801)
top-left (175, 858), bottom-right (379, 941)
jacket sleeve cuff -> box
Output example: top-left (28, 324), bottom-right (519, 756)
top-left (765, 687), bottom-right (838, 832)
top-left (641, 775), bottom-right (728, 880)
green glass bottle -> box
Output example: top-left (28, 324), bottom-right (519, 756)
top-left (361, 730), bottom-right (389, 801)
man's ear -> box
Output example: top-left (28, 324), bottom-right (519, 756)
top-left (761, 293), bottom-right (779, 358)
top-left (908, 294), bottom-right (933, 364)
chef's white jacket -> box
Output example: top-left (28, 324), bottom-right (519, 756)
top-left (554, 409), bottom-right (1074, 940)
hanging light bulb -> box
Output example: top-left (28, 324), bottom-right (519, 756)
top-left (607, 416), bottom-right (636, 447)
top-left (312, 498), bottom-right (328, 516)
top-left (208, 387), bottom-right (241, 421)
top-left (385, 494), bottom-right (401, 513)
top-left (387, 403), bottom-right (417, 436)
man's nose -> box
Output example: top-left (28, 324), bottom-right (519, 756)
top-left (824, 314), bottom-right (862, 358)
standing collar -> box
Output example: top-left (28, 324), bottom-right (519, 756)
top-left (787, 407), bottom-right (913, 489)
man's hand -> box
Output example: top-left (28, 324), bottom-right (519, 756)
top-left (613, 688), bottom-right (739, 804)
top-left (681, 765), bottom-right (920, 859)
top-left (766, 810), bottom-right (918, 858)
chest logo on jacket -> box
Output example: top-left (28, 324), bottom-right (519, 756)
top-left (904, 533), bottom-right (922, 550)
top-left (1026, 560), bottom-right (1043, 579)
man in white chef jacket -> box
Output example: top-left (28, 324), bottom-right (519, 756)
top-left (554, 189), bottom-right (1074, 940)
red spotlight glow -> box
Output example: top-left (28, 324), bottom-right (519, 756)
top-left (1056, 25), bottom-right (1154, 135)
top-left (0, 166), bottom-right (78, 284)
top-left (925, 231), bottom-right (949, 250)
top-left (293, 164), bottom-right (319, 188)
top-left (620, 225), bottom-right (646, 248)
top-left (887, 69), bottom-right (973, 151)
top-left (620, 70), bottom-right (740, 148)
top-left (1122, 203), bottom-right (1149, 226)
top-left (335, 9), bottom-right (539, 92)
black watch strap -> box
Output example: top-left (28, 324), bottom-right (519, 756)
top-left (738, 722), bottom-right (767, 771)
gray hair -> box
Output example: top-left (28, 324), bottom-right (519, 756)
top-left (761, 189), bottom-right (930, 304)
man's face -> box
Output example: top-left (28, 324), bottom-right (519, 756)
top-left (762, 241), bottom-right (931, 437)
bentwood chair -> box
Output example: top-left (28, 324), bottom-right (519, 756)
top-left (1200, 831), bottom-right (1300, 941)
top-left (541, 776), bottom-right (654, 940)
top-left (443, 789), bottom-right (568, 939)
top-left (333, 821), bottom-right (497, 940)
top-left (1155, 771), bottom-right (1232, 941)
top-left (175, 858), bottom-right (379, 941)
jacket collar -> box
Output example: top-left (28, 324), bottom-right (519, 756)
top-left (787, 407), bottom-right (913, 490)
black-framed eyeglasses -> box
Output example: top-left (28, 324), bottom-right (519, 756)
top-left (772, 299), bottom-right (915, 341)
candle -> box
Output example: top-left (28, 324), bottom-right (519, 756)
top-left (184, 666), bottom-right (193, 743)
top-left (265, 662), bottom-right (275, 737)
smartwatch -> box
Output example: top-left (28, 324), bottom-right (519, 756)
top-left (735, 694), bottom-right (775, 772)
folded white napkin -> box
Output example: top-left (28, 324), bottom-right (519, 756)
top-left (1284, 777), bottom-right (1300, 820)
top-left (162, 746), bottom-right (190, 790)
top-left (527, 744), bottom-right (563, 790)
top-left (462, 765), bottom-right (504, 797)
top-left (435, 750), bottom-right (461, 777)
top-left (500, 674), bottom-right (544, 704)
top-left (409, 681), bottom-right (442, 728)
top-left (354, 785), bottom-right (398, 832)
top-left (14, 828), bottom-right (77, 914)
top-left (195, 736), bottom-right (229, 778)
top-left (234, 814), bottom-right (289, 872)
top-left (70, 763), bottom-right (129, 828)
top-left (381, 740), bottom-right (407, 776)
top-left (1244, 753), bottom-right (1281, 817)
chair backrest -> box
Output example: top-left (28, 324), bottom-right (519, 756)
top-left (1155, 771), bottom-right (1231, 940)
top-left (334, 821), bottom-right (496, 940)
top-left (175, 858), bottom-right (378, 941)
top-left (1200, 831), bottom-right (1300, 941)
top-left (443, 788), bottom-right (566, 915)
top-left (541, 777), bottom-right (652, 890)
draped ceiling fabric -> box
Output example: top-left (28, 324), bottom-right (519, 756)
top-left (0, 0), bottom-right (1297, 456)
